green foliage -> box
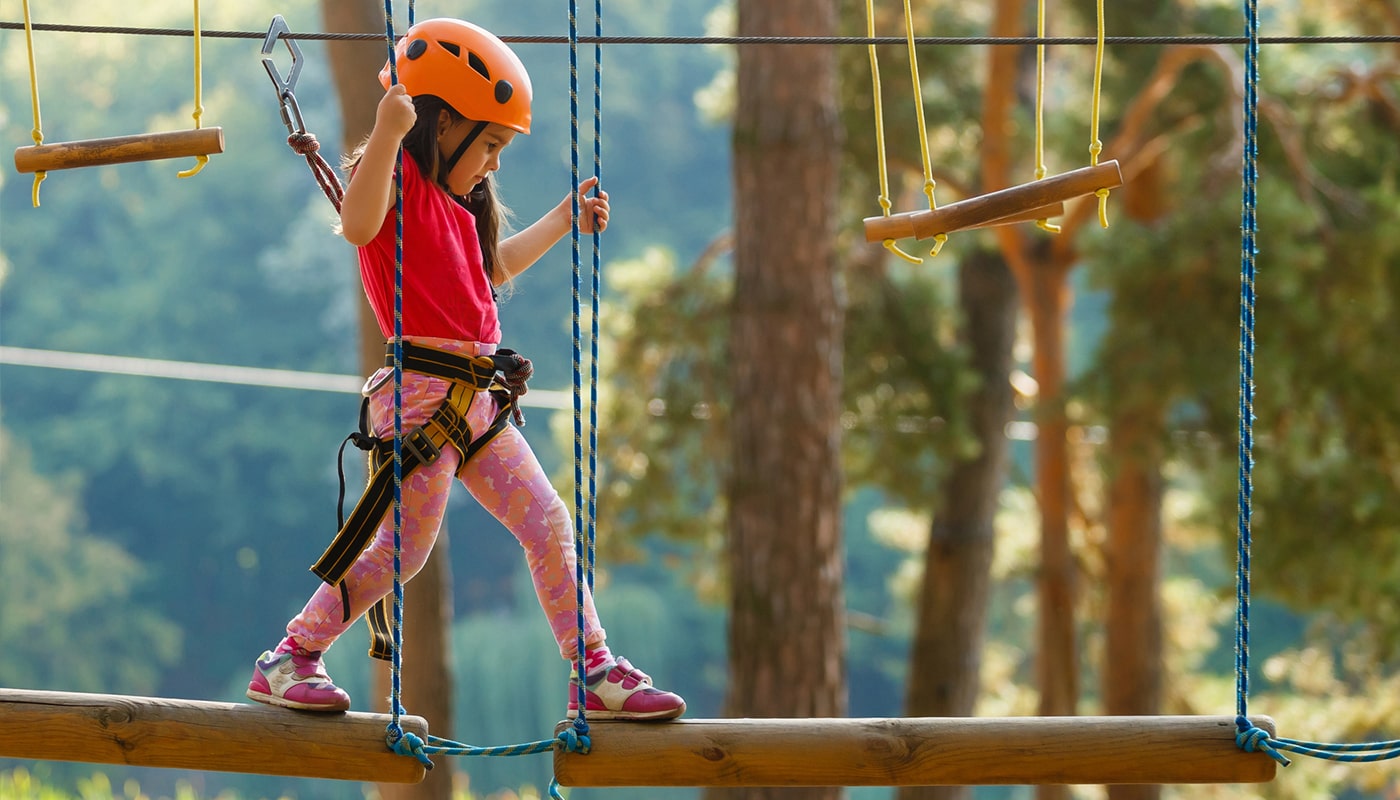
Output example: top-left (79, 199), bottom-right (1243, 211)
top-left (587, 248), bottom-right (732, 576)
top-left (1, 766), bottom-right (327, 800)
top-left (0, 426), bottom-right (180, 693)
top-left (842, 258), bottom-right (980, 508)
top-left (1080, 36), bottom-right (1400, 654)
top-left (447, 575), bottom-right (720, 800)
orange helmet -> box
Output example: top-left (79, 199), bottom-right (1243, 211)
top-left (379, 18), bottom-right (532, 135)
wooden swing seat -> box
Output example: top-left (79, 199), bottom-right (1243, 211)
top-left (554, 714), bottom-right (1277, 787)
top-left (0, 687), bottom-right (427, 784)
top-left (864, 160), bottom-right (1124, 243)
top-left (13, 128), bottom-right (225, 173)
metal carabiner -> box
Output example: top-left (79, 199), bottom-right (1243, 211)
top-left (261, 15), bottom-right (307, 137)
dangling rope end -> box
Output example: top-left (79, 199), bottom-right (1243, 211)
top-left (549, 778), bottom-right (568, 800)
top-left (883, 239), bottom-right (923, 265)
top-left (928, 232), bottom-right (948, 258)
top-left (1037, 218), bottom-right (1062, 234)
top-left (1095, 187), bottom-right (1112, 228)
top-left (30, 171), bottom-right (46, 207)
top-left (177, 154), bottom-right (210, 179)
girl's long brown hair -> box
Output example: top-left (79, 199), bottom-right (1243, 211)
top-left (345, 94), bottom-right (510, 288)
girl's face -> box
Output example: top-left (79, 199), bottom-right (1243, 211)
top-left (436, 114), bottom-right (517, 196)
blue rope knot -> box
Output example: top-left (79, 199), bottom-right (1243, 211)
top-left (1235, 716), bottom-right (1291, 766)
top-left (556, 725), bottom-right (592, 755)
top-left (390, 730), bottom-right (437, 770)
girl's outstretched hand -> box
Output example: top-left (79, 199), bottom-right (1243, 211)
top-left (573, 176), bottom-right (609, 235)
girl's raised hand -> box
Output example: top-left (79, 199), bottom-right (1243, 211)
top-left (574, 176), bottom-right (609, 234)
top-left (376, 84), bottom-right (417, 139)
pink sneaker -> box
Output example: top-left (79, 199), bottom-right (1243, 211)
top-left (566, 656), bottom-right (686, 721)
top-left (246, 647), bottom-right (351, 712)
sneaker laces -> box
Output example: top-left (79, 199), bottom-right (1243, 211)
top-left (580, 656), bottom-right (653, 689)
top-left (290, 648), bottom-right (333, 681)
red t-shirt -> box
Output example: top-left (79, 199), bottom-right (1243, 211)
top-left (356, 156), bottom-right (501, 343)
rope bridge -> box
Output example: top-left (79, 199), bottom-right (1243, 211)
top-left (1, 0), bottom-right (1395, 790)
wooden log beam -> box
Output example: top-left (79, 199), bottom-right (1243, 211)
top-left (554, 715), bottom-right (1278, 787)
top-left (13, 128), bottom-right (225, 173)
top-left (0, 688), bottom-right (427, 784)
top-left (863, 161), bottom-right (1123, 243)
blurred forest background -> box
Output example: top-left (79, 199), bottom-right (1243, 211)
top-left (1, 1), bottom-right (1397, 800)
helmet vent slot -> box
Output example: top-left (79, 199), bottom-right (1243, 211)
top-left (467, 52), bottom-right (491, 81)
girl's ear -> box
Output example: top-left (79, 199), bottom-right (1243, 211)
top-left (436, 109), bottom-right (455, 138)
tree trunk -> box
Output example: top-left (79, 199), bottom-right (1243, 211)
top-left (1027, 260), bottom-right (1077, 726)
top-left (898, 251), bottom-right (1018, 800)
top-left (1026, 259), bottom-right (1076, 800)
top-left (318, 0), bottom-right (391, 371)
top-left (321, 3), bottom-right (456, 798)
top-left (1103, 417), bottom-right (1165, 800)
top-left (979, 4), bottom-right (1080, 783)
top-left (373, 535), bottom-right (458, 800)
top-left (709, 2), bottom-right (845, 800)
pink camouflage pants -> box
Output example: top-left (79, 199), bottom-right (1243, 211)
top-left (286, 337), bottom-right (606, 660)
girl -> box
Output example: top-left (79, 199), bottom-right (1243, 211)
top-left (246, 17), bottom-right (685, 722)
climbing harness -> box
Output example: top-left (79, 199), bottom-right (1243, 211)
top-left (312, 339), bottom-right (533, 659)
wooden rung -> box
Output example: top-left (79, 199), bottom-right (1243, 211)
top-left (554, 715), bottom-right (1278, 787)
top-left (13, 128), bottom-right (225, 173)
top-left (864, 160), bottom-right (1124, 243)
top-left (0, 688), bottom-right (427, 784)
top-left (967, 201), bottom-right (1065, 229)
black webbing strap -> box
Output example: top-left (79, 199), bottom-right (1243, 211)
top-left (312, 381), bottom-right (478, 587)
top-left (362, 401), bottom-right (513, 661)
top-left (395, 340), bottom-right (502, 388)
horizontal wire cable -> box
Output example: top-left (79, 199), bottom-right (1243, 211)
top-left (2, 22), bottom-right (1398, 46)
top-left (0, 345), bottom-right (574, 409)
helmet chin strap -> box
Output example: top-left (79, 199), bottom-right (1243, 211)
top-left (440, 121), bottom-right (488, 184)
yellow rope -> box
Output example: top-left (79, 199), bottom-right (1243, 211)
top-left (177, 0), bottom-right (208, 178)
top-left (1088, 0), bottom-right (1111, 226)
top-left (901, 0), bottom-right (946, 256)
top-left (865, 0), bottom-right (921, 264)
top-left (1033, 0), bottom-right (1061, 233)
top-left (21, 0), bottom-right (46, 207)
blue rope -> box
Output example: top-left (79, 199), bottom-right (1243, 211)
top-left (390, 729), bottom-right (592, 800)
top-left (371, 0), bottom-right (603, 784)
top-left (1231, 0), bottom-right (1397, 767)
top-left (1237, 728), bottom-right (1400, 766)
top-left (567, 0), bottom-right (595, 739)
top-left (383, 0), bottom-right (408, 747)
top-left (1234, 0), bottom-right (1258, 729)
top-left (563, 0), bottom-right (607, 753)
top-left (587, 0), bottom-right (603, 604)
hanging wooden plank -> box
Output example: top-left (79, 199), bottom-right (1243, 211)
top-left (966, 202), bottom-right (1065, 229)
top-left (14, 128), bottom-right (225, 173)
top-left (554, 715), bottom-right (1278, 787)
top-left (0, 688), bottom-right (427, 784)
top-left (863, 161), bottom-right (1123, 243)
